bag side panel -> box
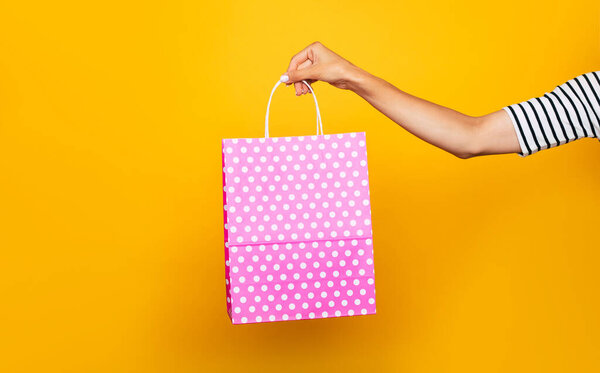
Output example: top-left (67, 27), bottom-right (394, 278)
top-left (222, 141), bottom-right (232, 321)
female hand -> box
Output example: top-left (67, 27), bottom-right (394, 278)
top-left (283, 42), bottom-right (365, 96)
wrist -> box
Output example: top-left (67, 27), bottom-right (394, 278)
top-left (346, 66), bottom-right (372, 94)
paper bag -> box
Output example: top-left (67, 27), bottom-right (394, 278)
top-left (221, 80), bottom-right (376, 324)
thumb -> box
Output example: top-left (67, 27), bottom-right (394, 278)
top-left (282, 66), bottom-right (319, 83)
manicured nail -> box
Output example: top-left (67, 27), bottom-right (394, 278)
top-left (280, 74), bottom-right (289, 83)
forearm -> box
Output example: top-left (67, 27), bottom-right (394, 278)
top-left (284, 42), bottom-right (520, 157)
top-left (347, 68), bottom-right (482, 158)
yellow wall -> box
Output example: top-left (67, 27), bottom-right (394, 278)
top-left (1, 1), bottom-right (599, 372)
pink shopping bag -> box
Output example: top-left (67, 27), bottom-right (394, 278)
top-left (221, 79), bottom-right (375, 324)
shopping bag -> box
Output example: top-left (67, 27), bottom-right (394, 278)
top-left (221, 79), bottom-right (376, 324)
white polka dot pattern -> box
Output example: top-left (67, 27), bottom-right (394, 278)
top-left (222, 132), bottom-right (375, 324)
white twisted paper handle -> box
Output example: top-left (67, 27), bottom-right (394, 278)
top-left (264, 78), bottom-right (323, 138)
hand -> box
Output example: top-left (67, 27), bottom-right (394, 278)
top-left (283, 42), bottom-right (365, 96)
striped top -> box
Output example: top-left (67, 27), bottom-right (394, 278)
top-left (503, 71), bottom-right (600, 156)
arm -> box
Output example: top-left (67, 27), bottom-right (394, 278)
top-left (283, 42), bottom-right (520, 159)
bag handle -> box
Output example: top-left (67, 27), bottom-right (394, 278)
top-left (264, 79), bottom-right (324, 138)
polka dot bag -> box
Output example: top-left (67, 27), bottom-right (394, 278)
top-left (221, 79), bottom-right (376, 324)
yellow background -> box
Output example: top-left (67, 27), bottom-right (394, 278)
top-left (1, 0), bottom-right (599, 372)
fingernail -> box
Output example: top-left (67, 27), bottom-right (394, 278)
top-left (280, 74), bottom-right (289, 83)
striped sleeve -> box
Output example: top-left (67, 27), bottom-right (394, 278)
top-left (503, 71), bottom-right (600, 157)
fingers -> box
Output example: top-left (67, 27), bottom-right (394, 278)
top-left (286, 43), bottom-right (319, 95)
top-left (287, 46), bottom-right (313, 73)
top-left (284, 67), bottom-right (319, 95)
top-left (285, 61), bottom-right (319, 96)
top-left (297, 59), bottom-right (312, 95)
top-left (287, 47), bottom-right (310, 96)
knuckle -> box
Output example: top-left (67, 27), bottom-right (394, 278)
top-left (289, 53), bottom-right (302, 64)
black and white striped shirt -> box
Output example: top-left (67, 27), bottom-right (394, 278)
top-left (503, 71), bottom-right (600, 156)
